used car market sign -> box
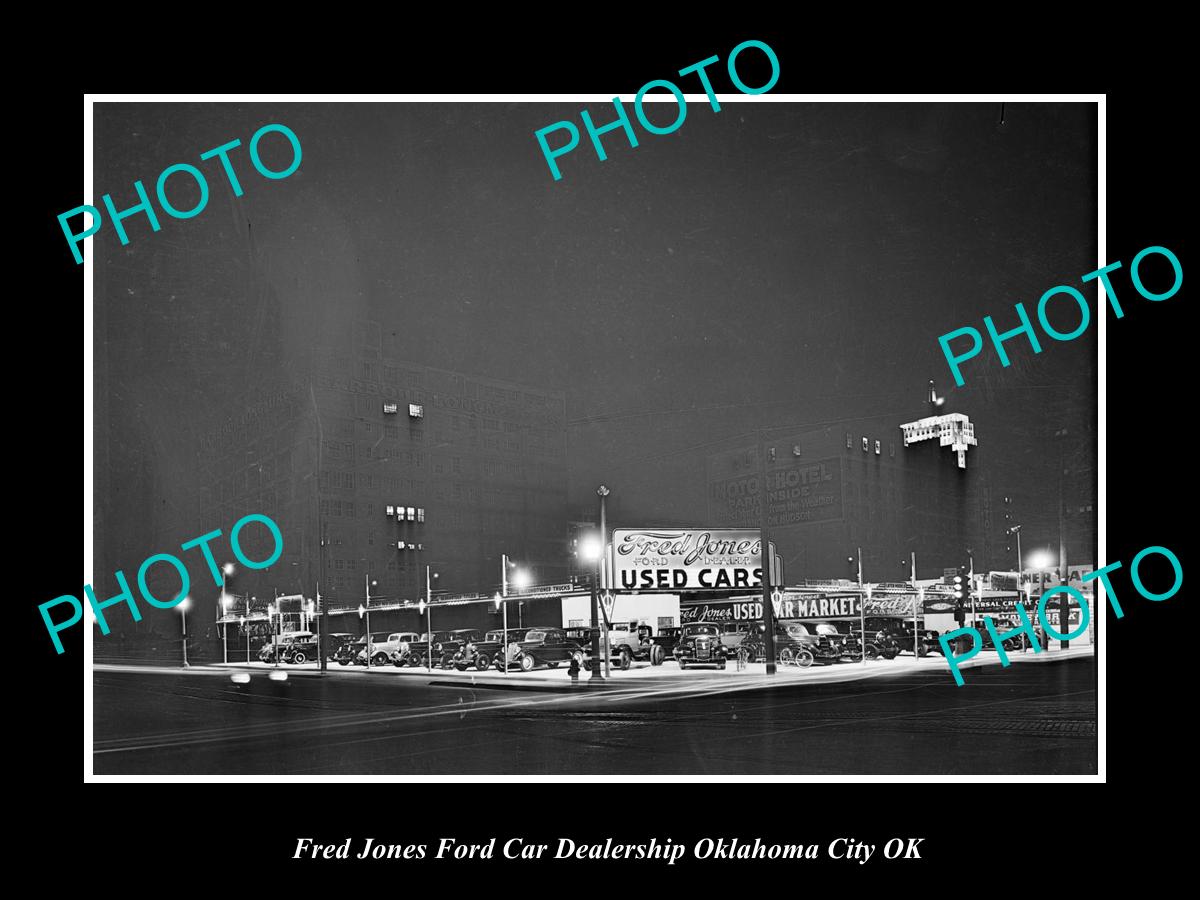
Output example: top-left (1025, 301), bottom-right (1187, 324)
top-left (613, 529), bottom-right (763, 590)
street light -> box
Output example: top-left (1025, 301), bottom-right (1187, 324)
top-left (425, 567), bottom-right (439, 668)
top-left (578, 532), bottom-right (604, 682)
top-left (178, 596), bottom-right (191, 668)
top-left (363, 576), bottom-right (379, 669)
top-left (219, 562), bottom-right (235, 665)
top-left (494, 592), bottom-right (508, 676)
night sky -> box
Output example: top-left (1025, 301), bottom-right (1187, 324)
top-left (94, 100), bottom-right (1097, 574)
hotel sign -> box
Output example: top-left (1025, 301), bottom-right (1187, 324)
top-left (612, 529), bottom-right (768, 591)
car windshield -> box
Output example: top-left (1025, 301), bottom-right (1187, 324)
top-left (485, 632), bottom-right (504, 642)
top-left (785, 624), bottom-right (813, 638)
top-left (684, 624), bottom-right (720, 637)
top-left (814, 624), bottom-right (840, 635)
top-left (524, 630), bottom-right (546, 642)
top-left (722, 622), bottom-right (747, 633)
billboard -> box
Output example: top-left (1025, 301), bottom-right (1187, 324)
top-left (612, 529), bottom-right (765, 591)
top-left (707, 445), bottom-right (844, 528)
top-left (680, 592), bottom-right (863, 623)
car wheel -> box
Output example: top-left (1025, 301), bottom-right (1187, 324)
top-left (718, 658), bottom-right (727, 670)
top-left (864, 644), bottom-right (879, 660)
top-left (650, 645), bottom-right (664, 666)
top-left (796, 649), bottom-right (815, 668)
top-left (619, 649), bottom-right (632, 671)
top-left (475, 654), bottom-right (491, 671)
top-left (519, 653), bottom-right (535, 672)
top-left (373, 653), bottom-right (389, 666)
top-left (679, 659), bottom-right (688, 670)
top-left (338, 659), bottom-right (348, 666)
top-left (882, 649), bottom-right (899, 660)
top-left (779, 647), bottom-right (795, 666)
top-left (292, 651), bottom-right (307, 665)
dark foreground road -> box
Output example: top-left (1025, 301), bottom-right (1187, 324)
top-left (92, 659), bottom-right (1096, 774)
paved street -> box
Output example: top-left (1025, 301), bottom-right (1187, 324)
top-left (92, 656), bottom-right (1096, 775)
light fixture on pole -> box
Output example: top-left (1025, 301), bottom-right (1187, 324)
top-left (363, 576), bottom-right (379, 669)
top-left (178, 596), bottom-right (191, 668)
top-left (1008, 524), bottom-right (1023, 587)
top-left (219, 562), bottom-right (235, 665)
top-left (494, 592), bottom-right (508, 676)
top-left (597, 484), bottom-right (613, 678)
top-left (425, 567), bottom-right (439, 669)
top-left (850, 548), bottom-right (865, 665)
top-left (578, 533), bottom-right (604, 682)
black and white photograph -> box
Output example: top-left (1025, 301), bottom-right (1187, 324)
top-left (75, 89), bottom-right (1111, 778)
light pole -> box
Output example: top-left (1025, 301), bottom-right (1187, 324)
top-left (494, 592), bottom-right (509, 676)
top-left (268, 599), bottom-right (279, 668)
top-left (425, 566), bottom-right (439, 669)
top-left (597, 484), bottom-right (612, 678)
top-left (1008, 524), bottom-right (1023, 587)
top-left (850, 548), bottom-right (865, 665)
top-left (246, 594), bottom-right (252, 664)
top-left (179, 596), bottom-right (191, 668)
top-left (578, 533), bottom-right (604, 682)
top-left (219, 562), bottom-right (235, 664)
top-left (363, 575), bottom-right (378, 669)
top-left (903, 555), bottom-right (918, 659)
top-left (755, 436), bottom-right (777, 676)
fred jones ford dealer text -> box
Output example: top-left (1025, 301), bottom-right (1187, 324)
top-left (294, 837), bottom-right (925, 863)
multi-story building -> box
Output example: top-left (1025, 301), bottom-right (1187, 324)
top-left (186, 319), bottom-right (569, 639)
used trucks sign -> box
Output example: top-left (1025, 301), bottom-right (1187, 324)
top-left (612, 529), bottom-right (766, 591)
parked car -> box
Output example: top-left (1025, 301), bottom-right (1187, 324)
top-left (649, 626), bottom-right (682, 659)
top-left (353, 632), bottom-right (415, 666)
top-left (741, 621), bottom-right (842, 666)
top-left (451, 630), bottom-right (510, 671)
top-left (334, 637), bottom-right (366, 666)
top-left (674, 622), bottom-right (728, 669)
top-left (432, 629), bottom-right (482, 667)
top-left (720, 621), bottom-right (754, 657)
top-left (325, 633), bottom-right (357, 662)
top-left (259, 631), bottom-right (314, 664)
top-left (499, 627), bottom-right (587, 672)
top-left (399, 631), bottom-right (458, 668)
top-left (838, 628), bottom-right (900, 660)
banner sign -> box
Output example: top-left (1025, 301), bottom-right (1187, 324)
top-left (681, 592), bottom-right (863, 623)
top-left (612, 529), bottom-right (766, 591)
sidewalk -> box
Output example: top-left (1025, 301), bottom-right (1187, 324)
top-left (201, 642), bottom-right (1094, 690)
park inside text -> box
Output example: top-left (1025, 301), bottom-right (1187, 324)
top-left (45, 514), bottom-right (283, 653)
top-left (941, 544), bottom-right (1182, 685)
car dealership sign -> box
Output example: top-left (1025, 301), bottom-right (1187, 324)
top-left (612, 529), bottom-right (767, 591)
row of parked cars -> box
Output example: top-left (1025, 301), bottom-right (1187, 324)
top-left (258, 616), bottom-right (1044, 671)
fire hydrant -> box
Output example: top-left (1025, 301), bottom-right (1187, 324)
top-left (567, 657), bottom-right (581, 684)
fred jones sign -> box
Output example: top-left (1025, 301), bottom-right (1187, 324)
top-left (682, 592), bottom-right (863, 624)
top-left (613, 529), bottom-right (764, 590)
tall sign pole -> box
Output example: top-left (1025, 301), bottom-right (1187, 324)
top-left (758, 430), bottom-right (777, 675)
top-left (598, 485), bottom-right (611, 680)
top-left (857, 546), bottom-right (865, 666)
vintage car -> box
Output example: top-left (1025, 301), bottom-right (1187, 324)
top-left (334, 637), bottom-right (366, 666)
top-left (324, 633), bottom-right (357, 662)
top-left (451, 629), bottom-right (510, 671)
top-left (258, 631), bottom-right (315, 664)
top-left (720, 621), bottom-right (754, 656)
top-left (431, 629), bottom-right (483, 667)
top-left (497, 627), bottom-right (587, 672)
top-left (353, 632), bottom-right (417, 666)
top-left (838, 627), bottom-right (900, 660)
top-left (563, 625), bottom-right (664, 670)
top-left (397, 630), bottom-right (457, 668)
top-left (649, 626), bottom-right (682, 659)
top-left (740, 621), bottom-right (842, 667)
top-left (674, 622), bottom-right (729, 669)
